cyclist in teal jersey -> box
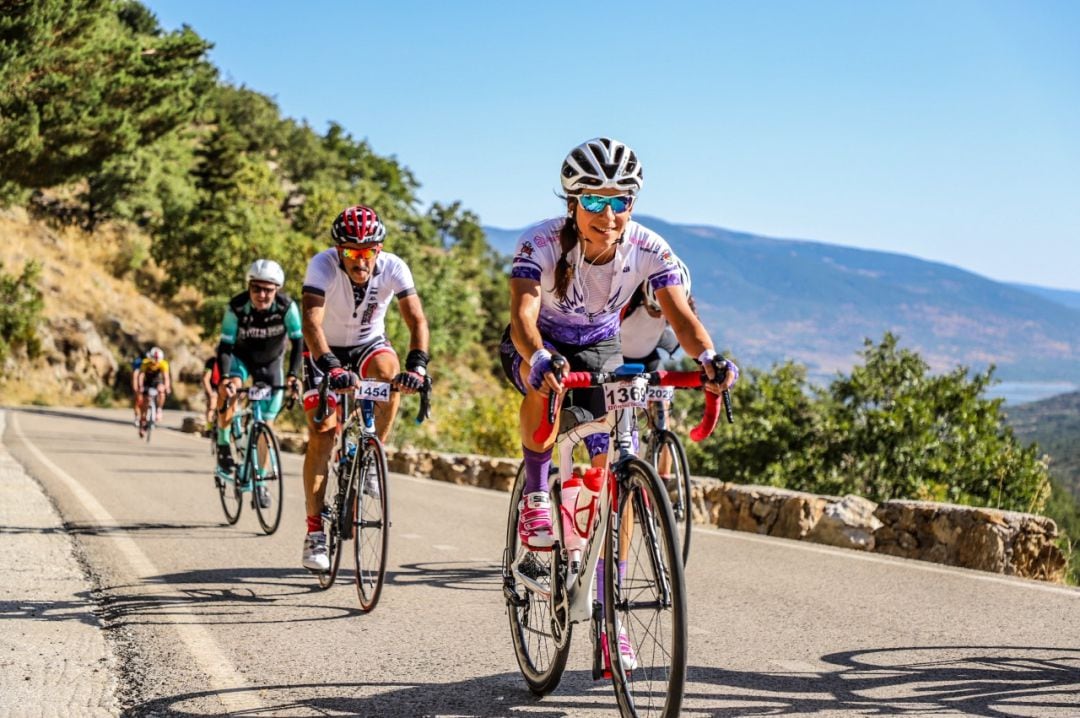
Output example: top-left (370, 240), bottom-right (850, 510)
top-left (214, 259), bottom-right (303, 481)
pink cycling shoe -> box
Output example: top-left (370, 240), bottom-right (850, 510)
top-left (518, 491), bottom-right (555, 550)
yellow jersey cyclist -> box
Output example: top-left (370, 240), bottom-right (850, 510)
top-left (214, 260), bottom-right (304, 507)
top-left (299, 204), bottom-right (431, 572)
top-left (503, 137), bottom-right (738, 669)
top-left (134, 347), bottom-right (171, 438)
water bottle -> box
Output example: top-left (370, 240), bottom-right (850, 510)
top-left (560, 471), bottom-right (586, 569)
top-left (573, 466), bottom-right (606, 541)
top-left (339, 441), bottom-right (357, 474)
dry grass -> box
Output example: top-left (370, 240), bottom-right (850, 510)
top-left (0, 207), bottom-right (211, 406)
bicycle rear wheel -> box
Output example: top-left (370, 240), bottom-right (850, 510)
top-left (250, 422), bottom-right (284, 535)
top-left (315, 496), bottom-right (341, 591)
top-left (217, 465), bottom-right (243, 525)
top-left (605, 457), bottom-right (687, 718)
top-left (353, 437), bottom-right (389, 612)
top-left (648, 430), bottom-right (693, 566)
top-left (144, 404), bottom-right (155, 442)
top-left (503, 462), bottom-right (570, 696)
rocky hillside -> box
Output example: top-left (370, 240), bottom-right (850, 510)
top-left (0, 208), bottom-right (211, 407)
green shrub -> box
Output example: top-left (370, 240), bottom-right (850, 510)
top-left (0, 260), bottom-right (44, 362)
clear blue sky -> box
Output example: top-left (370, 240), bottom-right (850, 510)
top-left (145, 1), bottom-right (1080, 290)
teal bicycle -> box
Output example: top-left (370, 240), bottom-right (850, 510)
top-left (215, 383), bottom-right (291, 534)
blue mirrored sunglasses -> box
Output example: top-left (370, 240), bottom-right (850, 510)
top-left (577, 194), bottom-right (634, 214)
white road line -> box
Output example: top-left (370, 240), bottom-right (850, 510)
top-left (9, 411), bottom-right (268, 715)
top-left (432, 544), bottom-right (456, 552)
top-left (692, 523), bottom-right (1080, 597)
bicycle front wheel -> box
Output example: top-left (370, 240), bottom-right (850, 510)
top-left (250, 422), bottom-right (284, 535)
top-left (353, 437), bottom-right (389, 612)
top-left (503, 462), bottom-right (570, 696)
top-left (605, 457), bottom-right (687, 718)
top-left (648, 430), bottom-right (693, 566)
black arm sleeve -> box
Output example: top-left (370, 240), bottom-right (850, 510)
top-left (216, 341), bottom-right (234, 379)
top-left (287, 336), bottom-right (302, 378)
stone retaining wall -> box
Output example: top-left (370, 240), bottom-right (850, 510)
top-left (180, 422), bottom-right (1068, 584)
top-left (383, 447), bottom-right (1068, 583)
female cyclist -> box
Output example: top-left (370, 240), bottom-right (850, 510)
top-left (502, 136), bottom-right (738, 548)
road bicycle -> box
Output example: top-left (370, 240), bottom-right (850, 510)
top-left (214, 383), bottom-right (291, 534)
top-left (502, 360), bottom-right (730, 717)
top-left (312, 371), bottom-right (431, 612)
top-left (640, 387), bottom-right (694, 566)
top-left (140, 386), bottom-right (161, 442)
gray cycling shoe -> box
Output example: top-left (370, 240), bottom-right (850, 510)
top-left (302, 531), bottom-right (329, 572)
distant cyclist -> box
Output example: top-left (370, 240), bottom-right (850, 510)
top-left (621, 256), bottom-right (693, 480)
top-left (299, 204), bottom-right (431, 572)
top-left (502, 137), bottom-right (738, 668)
top-left (129, 354), bottom-right (143, 427)
top-left (213, 260), bottom-right (303, 509)
top-left (134, 347), bottom-right (171, 437)
top-left (201, 356), bottom-right (221, 435)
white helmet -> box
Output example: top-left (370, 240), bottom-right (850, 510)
top-left (560, 137), bottom-right (644, 195)
top-left (246, 259), bottom-right (285, 287)
top-left (645, 257), bottom-right (691, 310)
top-left (148, 347), bottom-right (165, 362)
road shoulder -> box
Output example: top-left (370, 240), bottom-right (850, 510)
top-left (0, 409), bottom-right (119, 717)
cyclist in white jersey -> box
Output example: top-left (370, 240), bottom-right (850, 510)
top-left (621, 256), bottom-right (693, 480)
top-left (502, 136), bottom-right (738, 544)
top-left (502, 137), bottom-right (738, 671)
top-left (299, 204), bottom-right (430, 572)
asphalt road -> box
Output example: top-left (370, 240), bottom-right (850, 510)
top-left (3, 406), bottom-right (1079, 717)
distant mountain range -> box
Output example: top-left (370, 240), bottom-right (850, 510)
top-left (485, 216), bottom-right (1080, 383)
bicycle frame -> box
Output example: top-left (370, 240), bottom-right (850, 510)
top-left (511, 395), bottom-right (659, 626)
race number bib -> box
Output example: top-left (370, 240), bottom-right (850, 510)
top-left (646, 386), bottom-right (675, 403)
top-left (356, 380), bottom-right (392, 402)
top-left (603, 378), bottom-right (648, 411)
top-left (248, 385), bottom-right (272, 401)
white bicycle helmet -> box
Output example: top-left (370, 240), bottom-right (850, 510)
top-left (246, 259), bottom-right (285, 287)
top-left (148, 347), bottom-right (165, 362)
top-left (560, 137), bottom-right (644, 195)
top-left (645, 257), bottom-right (691, 310)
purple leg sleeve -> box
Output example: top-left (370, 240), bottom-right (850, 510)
top-left (522, 445), bottom-right (552, 495)
top-left (584, 433), bottom-right (609, 459)
top-left (596, 557), bottom-right (605, 610)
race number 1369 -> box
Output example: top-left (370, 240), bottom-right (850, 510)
top-left (603, 380), bottom-right (647, 411)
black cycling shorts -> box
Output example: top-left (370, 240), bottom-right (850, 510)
top-left (499, 325), bottom-right (621, 420)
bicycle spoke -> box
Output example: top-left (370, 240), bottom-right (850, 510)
top-left (353, 438), bottom-right (389, 612)
top-left (504, 463), bottom-right (570, 696)
top-left (607, 458), bottom-right (686, 718)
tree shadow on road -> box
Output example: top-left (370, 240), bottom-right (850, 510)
top-left (384, 559), bottom-right (502, 592)
top-left (125, 669), bottom-right (626, 717)
top-left (90, 566), bottom-right (367, 628)
top-left (683, 645), bottom-right (1080, 717)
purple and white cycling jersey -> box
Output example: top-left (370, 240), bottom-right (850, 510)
top-left (510, 217), bottom-right (682, 346)
top-left (302, 248), bottom-right (416, 347)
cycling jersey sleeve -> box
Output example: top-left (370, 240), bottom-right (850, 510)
top-left (302, 249), bottom-right (335, 297)
top-left (284, 300), bottom-right (303, 377)
top-left (217, 304), bottom-right (238, 376)
top-left (644, 244), bottom-right (682, 291)
top-left (510, 228), bottom-right (547, 283)
top-left (388, 256), bottom-right (417, 300)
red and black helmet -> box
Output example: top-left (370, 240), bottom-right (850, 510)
top-left (331, 205), bottom-right (387, 246)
